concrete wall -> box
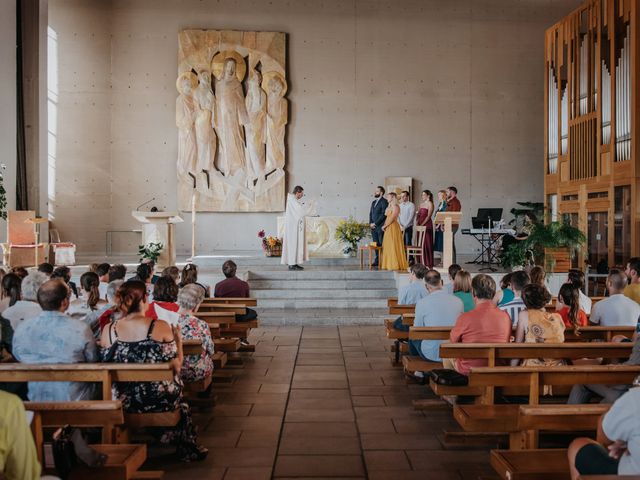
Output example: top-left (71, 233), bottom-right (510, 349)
top-left (0, 0), bottom-right (16, 237)
top-left (48, 0), bottom-right (583, 257)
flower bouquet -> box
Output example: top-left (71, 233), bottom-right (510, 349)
top-left (334, 218), bottom-right (371, 256)
top-left (258, 230), bottom-right (283, 257)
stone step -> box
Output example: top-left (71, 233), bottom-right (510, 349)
top-left (191, 253), bottom-right (361, 267)
top-left (256, 298), bottom-right (389, 309)
top-left (247, 270), bottom-right (395, 281)
top-left (251, 288), bottom-right (396, 299)
top-left (249, 279), bottom-right (396, 290)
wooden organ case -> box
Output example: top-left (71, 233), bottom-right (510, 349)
top-left (545, 0), bottom-right (638, 268)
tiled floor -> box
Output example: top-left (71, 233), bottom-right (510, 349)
top-left (154, 326), bottom-right (495, 479)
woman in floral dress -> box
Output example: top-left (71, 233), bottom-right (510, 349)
top-left (176, 284), bottom-right (215, 383)
top-left (100, 280), bottom-right (207, 462)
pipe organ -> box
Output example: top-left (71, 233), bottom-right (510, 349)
top-left (544, 0), bottom-right (639, 268)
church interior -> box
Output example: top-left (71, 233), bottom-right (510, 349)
top-left (1, 0), bottom-right (640, 479)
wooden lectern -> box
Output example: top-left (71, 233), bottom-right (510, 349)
top-left (131, 211), bottom-right (183, 268)
top-left (434, 211), bottom-right (462, 270)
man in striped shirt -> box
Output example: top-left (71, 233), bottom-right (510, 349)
top-left (499, 270), bottom-right (530, 327)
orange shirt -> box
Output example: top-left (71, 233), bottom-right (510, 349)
top-left (449, 301), bottom-right (512, 375)
top-left (556, 306), bottom-right (588, 329)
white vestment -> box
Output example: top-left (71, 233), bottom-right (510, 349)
top-left (281, 193), bottom-right (316, 266)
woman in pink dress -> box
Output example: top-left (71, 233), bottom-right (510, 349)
top-left (416, 190), bottom-right (434, 267)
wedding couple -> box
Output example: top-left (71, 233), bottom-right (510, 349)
top-left (369, 186), bottom-right (408, 271)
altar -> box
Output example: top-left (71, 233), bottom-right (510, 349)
top-left (277, 216), bottom-right (347, 258)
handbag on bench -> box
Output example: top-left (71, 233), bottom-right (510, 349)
top-left (429, 369), bottom-right (469, 386)
top-left (52, 425), bottom-right (108, 479)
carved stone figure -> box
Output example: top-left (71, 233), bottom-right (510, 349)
top-left (193, 70), bottom-right (217, 175)
top-left (265, 73), bottom-right (288, 173)
top-left (176, 72), bottom-right (198, 183)
top-left (215, 58), bottom-right (249, 177)
top-left (244, 69), bottom-right (267, 183)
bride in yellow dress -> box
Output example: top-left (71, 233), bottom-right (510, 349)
top-left (381, 192), bottom-right (409, 271)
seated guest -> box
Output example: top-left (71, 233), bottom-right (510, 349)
top-left (100, 280), bottom-right (207, 462)
top-left (444, 263), bottom-right (462, 294)
top-left (444, 274), bottom-right (511, 375)
top-left (452, 270), bottom-right (474, 312)
top-left (146, 276), bottom-right (180, 324)
top-left (67, 272), bottom-right (108, 337)
top-left (529, 265), bottom-right (547, 289)
top-left (556, 283), bottom-right (588, 334)
top-left (13, 279), bottom-right (98, 401)
top-left (51, 266), bottom-right (78, 298)
top-left (142, 259), bottom-right (160, 284)
top-left (411, 269), bottom-right (463, 365)
top-left (131, 263), bottom-right (154, 297)
top-left (96, 263), bottom-right (111, 300)
top-left (37, 262), bottom-right (54, 277)
top-left (176, 285), bottom-right (215, 383)
top-left (108, 264), bottom-right (127, 282)
top-left (624, 257), bottom-right (640, 304)
top-left (88, 263), bottom-right (99, 273)
top-left (10, 267), bottom-right (28, 280)
top-left (0, 390), bottom-right (42, 479)
top-left (3, 271), bottom-right (47, 334)
top-left (0, 273), bottom-right (21, 314)
top-left (180, 264), bottom-right (210, 298)
top-left (568, 387), bottom-right (640, 478)
top-left (495, 272), bottom-right (514, 306)
top-left (499, 270), bottom-right (530, 326)
top-left (590, 271), bottom-right (640, 326)
top-left (512, 284), bottom-right (565, 371)
top-left (391, 263), bottom-right (428, 332)
top-left (568, 268), bottom-right (592, 314)
top-left (162, 266), bottom-right (180, 284)
top-left (214, 260), bottom-right (257, 322)
top-left (97, 279), bottom-right (124, 333)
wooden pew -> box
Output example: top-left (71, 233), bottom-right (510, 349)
top-left (195, 311), bottom-right (237, 325)
top-left (389, 304), bottom-right (415, 315)
top-left (388, 297), bottom-right (398, 307)
top-left (490, 448), bottom-right (569, 480)
top-left (0, 364), bottom-right (180, 429)
top-left (196, 303), bottom-right (247, 315)
top-left (200, 297), bottom-right (258, 306)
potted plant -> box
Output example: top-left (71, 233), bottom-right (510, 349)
top-left (258, 230), bottom-right (282, 257)
top-left (501, 220), bottom-right (585, 272)
top-left (138, 242), bottom-right (163, 263)
top-left (335, 218), bottom-right (371, 256)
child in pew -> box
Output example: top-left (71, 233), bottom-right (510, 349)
top-left (176, 285), bottom-right (215, 384)
top-left (568, 383), bottom-right (640, 479)
top-left (391, 263), bottom-right (429, 332)
top-left (556, 283), bottom-right (588, 334)
top-left (99, 280), bottom-right (208, 462)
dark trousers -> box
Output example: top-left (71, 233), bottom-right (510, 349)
top-left (235, 307), bottom-right (258, 322)
top-left (452, 226), bottom-right (459, 263)
top-left (403, 226), bottom-right (413, 246)
top-left (371, 226), bottom-right (384, 264)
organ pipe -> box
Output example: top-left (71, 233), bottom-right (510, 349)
top-left (548, 66), bottom-right (559, 174)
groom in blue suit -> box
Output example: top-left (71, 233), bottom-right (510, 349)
top-left (369, 186), bottom-right (388, 267)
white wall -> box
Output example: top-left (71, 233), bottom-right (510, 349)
top-left (48, 0), bottom-right (583, 257)
top-left (0, 0), bottom-right (16, 236)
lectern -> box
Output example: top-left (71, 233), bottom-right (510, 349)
top-left (434, 211), bottom-right (462, 270)
top-left (131, 211), bottom-right (183, 268)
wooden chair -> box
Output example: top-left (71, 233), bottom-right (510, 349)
top-left (0, 210), bottom-right (48, 267)
top-left (406, 225), bottom-right (427, 265)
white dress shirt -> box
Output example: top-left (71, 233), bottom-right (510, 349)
top-left (399, 202), bottom-right (416, 230)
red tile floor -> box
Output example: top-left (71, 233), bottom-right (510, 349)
top-left (151, 326), bottom-right (495, 479)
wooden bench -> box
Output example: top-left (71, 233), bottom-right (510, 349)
top-left (195, 311), bottom-right (237, 325)
top-left (401, 355), bottom-right (441, 375)
top-left (388, 304), bottom-right (415, 315)
top-left (200, 297), bottom-right (258, 306)
top-left (490, 448), bottom-right (569, 480)
top-left (196, 304), bottom-right (247, 314)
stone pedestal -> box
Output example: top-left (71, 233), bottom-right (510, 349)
top-left (132, 211), bottom-right (183, 268)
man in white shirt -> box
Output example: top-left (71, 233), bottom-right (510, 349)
top-left (398, 190), bottom-right (416, 247)
top-left (568, 386), bottom-right (640, 477)
top-left (391, 264), bottom-right (429, 332)
top-left (2, 272), bottom-right (47, 333)
top-left (590, 271), bottom-right (640, 326)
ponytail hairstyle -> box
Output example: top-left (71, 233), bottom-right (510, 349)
top-left (114, 280), bottom-right (147, 317)
top-left (181, 263), bottom-right (198, 286)
top-left (422, 190), bottom-right (434, 203)
top-left (80, 271), bottom-right (101, 310)
top-left (558, 282), bottom-right (581, 336)
top-left (1, 273), bottom-right (22, 307)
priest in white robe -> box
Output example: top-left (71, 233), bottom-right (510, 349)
top-left (281, 186), bottom-right (316, 270)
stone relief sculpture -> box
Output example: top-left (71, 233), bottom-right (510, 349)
top-left (245, 69), bottom-right (267, 183)
top-left (176, 72), bottom-right (198, 184)
top-left (193, 70), bottom-right (217, 181)
top-left (177, 30), bottom-right (287, 212)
